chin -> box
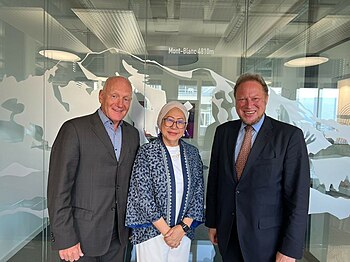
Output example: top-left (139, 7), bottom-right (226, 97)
top-left (242, 118), bottom-right (258, 125)
top-left (248, 116), bottom-right (264, 125)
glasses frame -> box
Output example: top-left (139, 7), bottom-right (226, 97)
top-left (162, 117), bottom-right (187, 129)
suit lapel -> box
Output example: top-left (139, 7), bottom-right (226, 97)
top-left (240, 116), bottom-right (273, 181)
top-left (90, 111), bottom-right (117, 162)
top-left (119, 122), bottom-right (132, 164)
top-left (227, 121), bottom-right (241, 183)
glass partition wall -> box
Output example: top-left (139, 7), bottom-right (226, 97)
top-left (1, 0), bottom-right (349, 261)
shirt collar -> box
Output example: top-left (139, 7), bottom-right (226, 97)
top-left (240, 114), bottom-right (265, 133)
top-left (98, 108), bottom-right (123, 127)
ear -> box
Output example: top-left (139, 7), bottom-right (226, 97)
top-left (183, 129), bottom-right (189, 137)
top-left (265, 94), bottom-right (269, 105)
top-left (98, 90), bottom-right (103, 103)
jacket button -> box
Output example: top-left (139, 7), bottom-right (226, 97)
top-left (236, 190), bottom-right (240, 194)
top-left (111, 207), bottom-right (116, 211)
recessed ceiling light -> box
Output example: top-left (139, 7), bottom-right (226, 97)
top-left (39, 49), bottom-right (81, 62)
top-left (284, 56), bottom-right (328, 67)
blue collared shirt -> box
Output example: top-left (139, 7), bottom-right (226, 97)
top-left (98, 108), bottom-right (123, 161)
top-left (234, 114), bottom-right (265, 161)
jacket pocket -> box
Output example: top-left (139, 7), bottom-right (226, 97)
top-left (72, 207), bottom-right (93, 221)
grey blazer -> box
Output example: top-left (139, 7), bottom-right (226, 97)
top-left (47, 110), bottom-right (139, 256)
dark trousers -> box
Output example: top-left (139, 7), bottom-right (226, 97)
top-left (221, 221), bottom-right (244, 262)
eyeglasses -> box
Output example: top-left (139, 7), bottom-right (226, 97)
top-left (163, 117), bottom-right (187, 129)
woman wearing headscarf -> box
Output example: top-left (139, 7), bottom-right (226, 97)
top-left (126, 101), bottom-right (204, 262)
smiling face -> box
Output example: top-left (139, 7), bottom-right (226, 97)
top-left (99, 77), bottom-right (132, 129)
top-left (235, 80), bottom-right (268, 125)
top-left (161, 107), bottom-right (187, 147)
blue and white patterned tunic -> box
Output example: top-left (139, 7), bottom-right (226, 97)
top-left (125, 137), bottom-right (205, 245)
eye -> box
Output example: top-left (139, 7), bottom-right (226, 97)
top-left (166, 118), bottom-right (175, 123)
top-left (123, 97), bottom-right (131, 103)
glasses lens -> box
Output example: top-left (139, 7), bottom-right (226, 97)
top-left (163, 118), bottom-right (187, 128)
top-left (176, 120), bottom-right (186, 129)
top-left (164, 118), bottom-right (175, 127)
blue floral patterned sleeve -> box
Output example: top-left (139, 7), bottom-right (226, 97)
top-left (185, 146), bottom-right (205, 228)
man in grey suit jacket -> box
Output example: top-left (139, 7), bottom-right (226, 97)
top-left (48, 76), bottom-right (139, 261)
top-left (205, 73), bottom-right (310, 261)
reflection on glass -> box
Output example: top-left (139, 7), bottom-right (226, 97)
top-left (178, 81), bottom-right (198, 101)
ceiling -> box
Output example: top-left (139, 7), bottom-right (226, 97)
top-left (1, 0), bottom-right (350, 61)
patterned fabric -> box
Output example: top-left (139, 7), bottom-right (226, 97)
top-left (125, 137), bottom-right (205, 245)
top-left (235, 125), bottom-right (253, 180)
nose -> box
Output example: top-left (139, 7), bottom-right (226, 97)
top-left (246, 98), bottom-right (254, 107)
top-left (116, 97), bottom-right (123, 107)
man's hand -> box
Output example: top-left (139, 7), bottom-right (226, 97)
top-left (208, 228), bottom-right (218, 245)
top-left (164, 225), bottom-right (185, 248)
top-left (276, 251), bottom-right (295, 262)
top-left (59, 243), bottom-right (84, 261)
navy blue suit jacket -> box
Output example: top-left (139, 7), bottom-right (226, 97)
top-left (205, 116), bottom-right (310, 261)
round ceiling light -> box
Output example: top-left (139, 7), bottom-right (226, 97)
top-left (284, 56), bottom-right (328, 67)
top-left (39, 49), bottom-right (81, 62)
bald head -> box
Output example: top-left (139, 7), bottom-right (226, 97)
top-left (99, 76), bottom-right (133, 129)
top-left (103, 76), bottom-right (132, 92)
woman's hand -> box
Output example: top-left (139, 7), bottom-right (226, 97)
top-left (164, 225), bottom-right (185, 248)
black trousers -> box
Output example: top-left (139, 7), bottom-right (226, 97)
top-left (221, 221), bottom-right (244, 262)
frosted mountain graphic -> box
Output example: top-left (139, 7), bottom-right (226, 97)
top-left (0, 48), bottom-right (349, 219)
top-left (0, 162), bottom-right (39, 177)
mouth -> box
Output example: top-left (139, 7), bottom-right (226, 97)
top-left (167, 131), bottom-right (179, 136)
top-left (244, 110), bottom-right (255, 115)
top-left (112, 107), bottom-right (123, 113)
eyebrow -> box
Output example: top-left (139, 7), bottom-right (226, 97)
top-left (165, 116), bottom-right (185, 120)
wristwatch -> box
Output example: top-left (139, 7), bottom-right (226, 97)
top-left (179, 221), bottom-right (190, 233)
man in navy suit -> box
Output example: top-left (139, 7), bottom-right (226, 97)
top-left (48, 76), bottom-right (139, 261)
top-left (205, 73), bottom-right (310, 261)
